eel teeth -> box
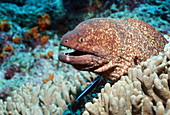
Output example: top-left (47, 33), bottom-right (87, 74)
top-left (59, 46), bottom-right (75, 54)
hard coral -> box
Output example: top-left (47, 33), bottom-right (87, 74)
top-left (0, 20), bottom-right (10, 32)
top-left (83, 42), bottom-right (170, 115)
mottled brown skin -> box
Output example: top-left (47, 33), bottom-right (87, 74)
top-left (58, 18), bottom-right (168, 82)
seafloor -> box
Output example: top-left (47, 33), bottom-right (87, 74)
top-left (0, 0), bottom-right (170, 115)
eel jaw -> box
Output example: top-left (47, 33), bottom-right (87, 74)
top-left (58, 44), bottom-right (111, 71)
top-left (58, 45), bottom-right (98, 69)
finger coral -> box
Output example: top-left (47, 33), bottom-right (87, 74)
top-left (0, 71), bottom-right (97, 114)
top-left (83, 42), bottom-right (170, 115)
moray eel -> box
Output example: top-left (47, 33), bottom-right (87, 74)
top-left (58, 18), bottom-right (168, 82)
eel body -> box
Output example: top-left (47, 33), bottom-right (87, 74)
top-left (58, 18), bottom-right (168, 82)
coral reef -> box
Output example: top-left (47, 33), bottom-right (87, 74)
top-left (0, 0), bottom-right (170, 114)
top-left (83, 42), bottom-right (170, 114)
top-left (0, 37), bottom-right (169, 114)
top-left (0, 0), bottom-right (65, 29)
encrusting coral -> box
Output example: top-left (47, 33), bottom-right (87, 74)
top-left (83, 42), bottom-right (170, 115)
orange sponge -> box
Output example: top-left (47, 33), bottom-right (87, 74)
top-left (25, 27), bottom-right (40, 40)
top-left (40, 35), bottom-right (50, 45)
top-left (13, 37), bottom-right (21, 44)
top-left (4, 44), bottom-right (14, 54)
top-left (37, 13), bottom-right (51, 30)
top-left (43, 73), bottom-right (54, 83)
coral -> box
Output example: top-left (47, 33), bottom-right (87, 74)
top-left (0, 20), bottom-right (10, 32)
top-left (83, 42), bottom-right (170, 114)
top-left (83, 76), bottom-right (170, 114)
top-left (5, 52), bottom-right (35, 71)
top-left (0, 36), bottom-right (61, 101)
top-left (0, 71), bottom-right (98, 114)
top-left (97, 1), bottom-right (170, 34)
top-left (0, 1), bottom-right (169, 115)
top-left (0, 0), bottom-right (65, 29)
top-left (0, 34), bottom-right (16, 65)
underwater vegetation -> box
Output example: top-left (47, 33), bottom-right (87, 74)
top-left (0, 0), bottom-right (169, 114)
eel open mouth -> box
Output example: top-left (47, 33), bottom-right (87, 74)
top-left (58, 45), bottom-right (97, 65)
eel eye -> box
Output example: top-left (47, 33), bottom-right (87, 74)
top-left (78, 36), bottom-right (85, 43)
